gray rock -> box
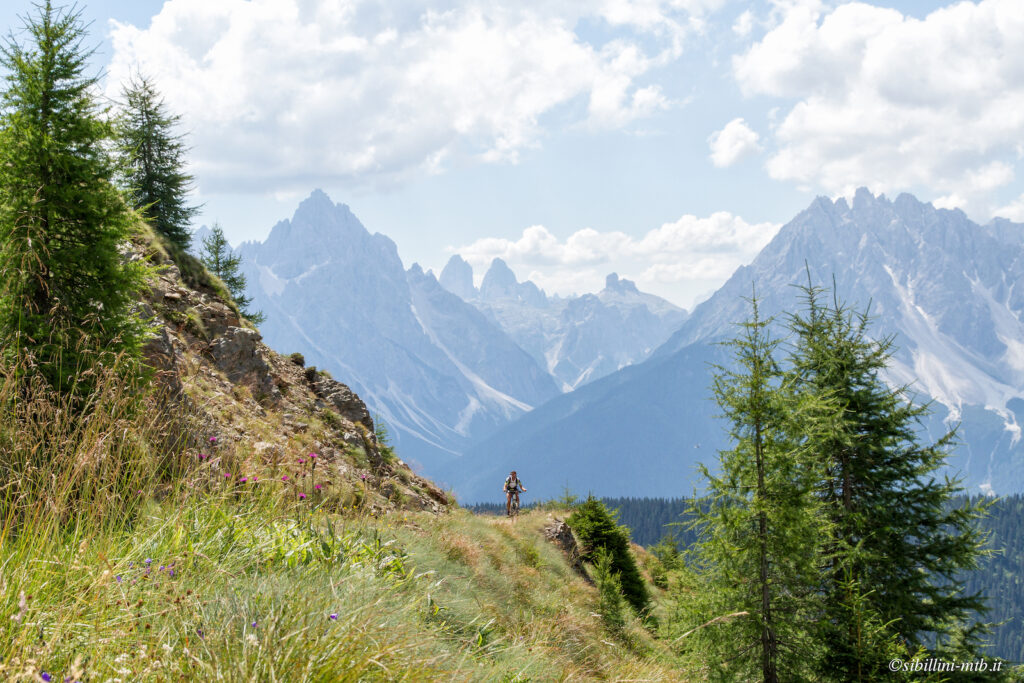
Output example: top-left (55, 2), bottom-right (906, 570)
top-left (310, 374), bottom-right (375, 433)
top-left (542, 517), bottom-right (590, 583)
top-left (208, 326), bottom-right (280, 402)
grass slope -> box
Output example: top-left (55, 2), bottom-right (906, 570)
top-left (1, 494), bottom-right (681, 681)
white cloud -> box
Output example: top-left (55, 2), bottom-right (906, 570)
top-left (451, 212), bottom-right (779, 307)
top-left (732, 10), bottom-right (754, 37)
top-left (106, 0), bottom-right (706, 193)
top-left (708, 117), bottom-right (761, 167)
top-left (994, 193), bottom-right (1024, 222)
top-left (733, 0), bottom-right (1024, 217)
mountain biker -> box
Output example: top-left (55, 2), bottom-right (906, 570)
top-left (504, 470), bottom-right (526, 516)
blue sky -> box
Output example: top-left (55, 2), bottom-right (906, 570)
top-left (3, 0), bottom-right (1020, 307)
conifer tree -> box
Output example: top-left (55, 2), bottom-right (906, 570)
top-left (0, 1), bottom-right (149, 393)
top-left (199, 224), bottom-right (264, 324)
top-left (787, 282), bottom-right (991, 679)
top-left (686, 296), bottom-right (826, 682)
top-left (117, 74), bottom-right (198, 250)
top-left (567, 495), bottom-right (650, 615)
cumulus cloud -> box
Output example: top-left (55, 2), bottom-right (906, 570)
top-left (105, 0), bottom-right (707, 193)
top-left (994, 194), bottom-right (1024, 222)
top-left (708, 117), bottom-right (761, 167)
top-left (451, 212), bottom-right (779, 307)
top-left (733, 0), bottom-right (1024, 216)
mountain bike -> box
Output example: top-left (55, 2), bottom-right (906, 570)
top-left (507, 490), bottom-right (522, 518)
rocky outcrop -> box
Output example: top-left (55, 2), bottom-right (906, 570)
top-left (208, 326), bottom-right (280, 403)
top-left (542, 517), bottom-right (590, 583)
top-left (310, 373), bottom-right (374, 433)
top-left (134, 229), bottom-right (452, 515)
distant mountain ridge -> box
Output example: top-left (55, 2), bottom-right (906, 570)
top-left (450, 189), bottom-right (1024, 501)
top-left (439, 256), bottom-right (688, 390)
top-left (236, 190), bottom-right (560, 469)
top-left (236, 190), bottom-right (685, 471)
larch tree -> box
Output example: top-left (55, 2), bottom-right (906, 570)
top-left (199, 223), bottom-right (264, 325)
top-left (686, 295), bottom-right (828, 682)
top-left (0, 1), bottom-right (149, 393)
top-left (117, 73), bottom-right (199, 251)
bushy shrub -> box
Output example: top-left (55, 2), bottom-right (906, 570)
top-left (567, 495), bottom-right (649, 614)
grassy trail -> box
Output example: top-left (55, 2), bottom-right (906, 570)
top-left (1, 492), bottom-right (682, 682)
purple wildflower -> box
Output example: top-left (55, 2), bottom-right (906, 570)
top-left (115, 575), bottom-right (122, 582)
top-left (281, 475), bottom-right (289, 482)
top-left (360, 474), bottom-right (367, 481)
top-left (41, 672), bottom-right (51, 682)
top-left (329, 613), bottom-right (338, 620)
top-left (224, 472), bottom-right (232, 479)
top-left (309, 453), bottom-right (317, 459)
top-left (209, 436), bottom-right (217, 444)
top-left (299, 493), bottom-right (307, 500)
top-left (315, 484), bottom-right (323, 491)
top-left (251, 621), bottom-right (258, 628)
top-left (145, 558), bottom-right (153, 565)
top-left (240, 477), bottom-right (248, 483)
top-left (197, 628), bottom-right (204, 638)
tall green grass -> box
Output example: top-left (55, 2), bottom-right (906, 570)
top-left (0, 362), bottom-right (683, 681)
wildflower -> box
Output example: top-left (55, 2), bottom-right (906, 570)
top-left (299, 493), bottom-right (307, 500)
top-left (315, 484), bottom-right (323, 491)
top-left (361, 474), bottom-right (367, 480)
top-left (224, 472), bottom-right (232, 479)
top-left (240, 477), bottom-right (248, 483)
top-left (41, 673), bottom-right (51, 682)
top-left (298, 458), bottom-right (305, 464)
top-left (115, 575), bottom-right (122, 583)
top-left (251, 621), bottom-right (258, 628)
top-left (252, 476), bottom-right (258, 482)
top-left (209, 436), bottom-right (217, 444)
top-left (198, 453), bottom-right (207, 460)
top-left (281, 475), bottom-right (289, 482)
top-left (145, 559), bottom-right (153, 565)
top-left (329, 613), bottom-right (338, 620)
top-left (309, 453), bottom-right (317, 459)
top-left (159, 566), bottom-right (165, 571)
top-left (169, 569), bottom-right (175, 577)
top-left (197, 628), bottom-right (204, 638)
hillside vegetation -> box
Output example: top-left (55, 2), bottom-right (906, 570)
top-left (3, 4), bottom-right (1022, 681)
top-left (2, 490), bottom-right (679, 680)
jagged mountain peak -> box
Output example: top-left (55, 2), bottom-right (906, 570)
top-left (480, 258), bottom-right (518, 297)
top-left (439, 254), bottom-right (476, 301)
top-left (463, 189), bottom-right (1024, 501)
top-left (238, 195), bottom-right (563, 470)
top-left (603, 272), bottom-right (639, 294)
